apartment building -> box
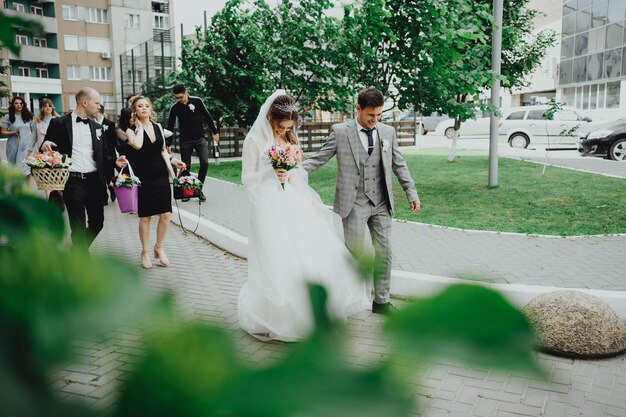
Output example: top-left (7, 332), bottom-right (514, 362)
top-left (1, 0), bottom-right (174, 115)
top-left (1, 0), bottom-right (62, 113)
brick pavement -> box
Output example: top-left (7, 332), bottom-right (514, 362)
top-left (50, 204), bottom-right (626, 416)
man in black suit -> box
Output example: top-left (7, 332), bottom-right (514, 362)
top-left (95, 104), bottom-right (118, 204)
top-left (41, 87), bottom-right (128, 250)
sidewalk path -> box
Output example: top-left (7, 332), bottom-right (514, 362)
top-left (50, 204), bottom-right (626, 417)
top-left (177, 175), bottom-right (626, 292)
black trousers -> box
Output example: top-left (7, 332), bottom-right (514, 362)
top-left (179, 137), bottom-right (209, 185)
top-left (63, 174), bottom-right (106, 249)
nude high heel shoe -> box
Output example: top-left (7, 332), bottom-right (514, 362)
top-left (153, 247), bottom-right (170, 267)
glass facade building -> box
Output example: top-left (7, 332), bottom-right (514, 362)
top-left (559, 0), bottom-right (625, 110)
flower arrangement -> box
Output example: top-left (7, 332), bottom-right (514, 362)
top-left (173, 175), bottom-right (203, 190)
top-left (24, 151), bottom-right (72, 169)
top-left (112, 173), bottom-right (142, 188)
top-left (173, 175), bottom-right (203, 199)
top-left (267, 143), bottom-right (304, 189)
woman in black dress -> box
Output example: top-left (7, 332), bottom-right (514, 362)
top-left (126, 96), bottom-right (185, 269)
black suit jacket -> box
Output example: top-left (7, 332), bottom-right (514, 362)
top-left (43, 113), bottom-right (117, 187)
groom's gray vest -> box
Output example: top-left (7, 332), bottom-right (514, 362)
top-left (354, 134), bottom-right (387, 207)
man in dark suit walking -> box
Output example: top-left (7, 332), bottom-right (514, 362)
top-left (41, 87), bottom-right (128, 250)
top-left (96, 104), bottom-right (118, 204)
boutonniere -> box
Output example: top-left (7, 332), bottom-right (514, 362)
top-left (188, 103), bottom-right (195, 112)
top-left (381, 139), bottom-right (390, 152)
top-left (95, 128), bottom-right (102, 140)
top-left (102, 124), bottom-right (109, 132)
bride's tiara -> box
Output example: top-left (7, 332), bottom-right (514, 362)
top-left (273, 102), bottom-right (299, 114)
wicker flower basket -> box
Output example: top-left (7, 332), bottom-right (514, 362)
top-left (31, 167), bottom-right (70, 191)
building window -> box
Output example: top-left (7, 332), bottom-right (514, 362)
top-left (86, 8), bottom-right (108, 24)
top-left (64, 35), bottom-right (79, 51)
top-left (13, 3), bottom-right (25, 12)
top-left (127, 70), bottom-right (143, 83)
top-left (69, 95), bottom-right (77, 110)
top-left (67, 65), bottom-right (81, 80)
top-left (18, 67), bottom-right (30, 77)
top-left (606, 81), bottom-right (620, 108)
top-left (15, 34), bottom-right (28, 45)
top-left (125, 14), bottom-right (140, 28)
top-left (604, 48), bottom-right (622, 78)
top-left (62, 5), bottom-right (77, 20)
top-left (153, 14), bottom-right (168, 29)
top-left (31, 5), bottom-right (43, 15)
top-left (33, 37), bottom-right (47, 48)
top-left (36, 68), bottom-right (49, 78)
top-left (101, 95), bottom-right (114, 109)
top-left (90, 66), bottom-right (112, 81)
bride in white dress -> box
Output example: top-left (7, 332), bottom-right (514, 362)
top-left (238, 90), bottom-right (368, 342)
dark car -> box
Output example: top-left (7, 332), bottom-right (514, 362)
top-left (578, 118), bottom-right (626, 161)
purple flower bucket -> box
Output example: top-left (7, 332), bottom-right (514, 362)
top-left (114, 185), bottom-right (138, 214)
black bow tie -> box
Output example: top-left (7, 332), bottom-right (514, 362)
top-left (76, 116), bottom-right (89, 125)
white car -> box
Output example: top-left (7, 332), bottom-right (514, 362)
top-left (499, 105), bottom-right (593, 149)
top-left (435, 113), bottom-right (492, 139)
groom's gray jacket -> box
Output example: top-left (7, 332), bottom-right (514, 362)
top-left (302, 119), bottom-right (419, 219)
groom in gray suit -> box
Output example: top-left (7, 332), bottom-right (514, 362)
top-left (303, 87), bottom-right (420, 315)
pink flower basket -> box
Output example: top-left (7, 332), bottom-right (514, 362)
top-left (114, 185), bottom-right (139, 214)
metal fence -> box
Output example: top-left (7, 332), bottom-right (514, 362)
top-left (118, 26), bottom-right (176, 107)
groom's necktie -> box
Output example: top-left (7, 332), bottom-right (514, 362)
top-left (361, 128), bottom-right (374, 155)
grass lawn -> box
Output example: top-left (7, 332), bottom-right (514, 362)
top-left (203, 148), bottom-right (626, 236)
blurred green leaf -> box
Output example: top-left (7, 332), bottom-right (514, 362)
top-left (116, 324), bottom-right (243, 417)
top-left (385, 284), bottom-right (544, 377)
top-left (0, 194), bottom-right (65, 244)
top-left (0, 10), bottom-right (43, 55)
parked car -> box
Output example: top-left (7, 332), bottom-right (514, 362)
top-left (401, 112), bottom-right (449, 135)
top-left (499, 105), bottom-right (594, 149)
top-left (434, 112), bottom-right (492, 139)
top-left (578, 118), bottom-right (626, 161)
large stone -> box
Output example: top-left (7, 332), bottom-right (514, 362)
top-left (523, 290), bottom-right (626, 358)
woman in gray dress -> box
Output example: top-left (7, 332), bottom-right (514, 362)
top-left (1, 97), bottom-right (36, 184)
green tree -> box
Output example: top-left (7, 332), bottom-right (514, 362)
top-left (389, 0), bottom-right (556, 159)
top-left (338, 0), bottom-right (401, 112)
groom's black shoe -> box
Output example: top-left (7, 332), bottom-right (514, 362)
top-left (198, 190), bottom-right (207, 202)
top-left (372, 301), bottom-right (397, 315)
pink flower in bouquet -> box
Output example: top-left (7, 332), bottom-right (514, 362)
top-left (266, 143), bottom-right (304, 189)
top-left (266, 144), bottom-right (303, 171)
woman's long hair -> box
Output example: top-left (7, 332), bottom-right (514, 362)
top-left (36, 98), bottom-right (59, 122)
top-left (129, 95), bottom-right (157, 127)
top-left (268, 95), bottom-right (299, 145)
top-left (8, 96), bottom-right (33, 124)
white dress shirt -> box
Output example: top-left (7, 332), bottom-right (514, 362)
top-left (70, 112), bottom-right (97, 173)
top-left (356, 120), bottom-right (379, 152)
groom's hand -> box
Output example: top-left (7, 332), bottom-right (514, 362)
top-left (409, 200), bottom-right (420, 213)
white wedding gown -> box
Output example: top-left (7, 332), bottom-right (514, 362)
top-left (238, 91), bottom-right (368, 342)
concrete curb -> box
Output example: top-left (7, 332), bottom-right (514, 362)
top-left (172, 207), bottom-right (626, 320)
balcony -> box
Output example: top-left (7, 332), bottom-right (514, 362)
top-left (2, 7), bottom-right (57, 33)
top-left (9, 45), bottom-right (59, 64)
top-left (10, 76), bottom-right (62, 95)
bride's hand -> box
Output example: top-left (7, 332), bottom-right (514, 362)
top-left (274, 168), bottom-right (288, 183)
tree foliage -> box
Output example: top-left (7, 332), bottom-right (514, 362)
top-left (172, 0), bottom-right (554, 130)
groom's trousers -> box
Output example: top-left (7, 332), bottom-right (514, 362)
top-left (342, 200), bottom-right (392, 304)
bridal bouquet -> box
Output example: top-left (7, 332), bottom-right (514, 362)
top-left (267, 144), bottom-right (304, 189)
top-left (24, 151), bottom-right (71, 169)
